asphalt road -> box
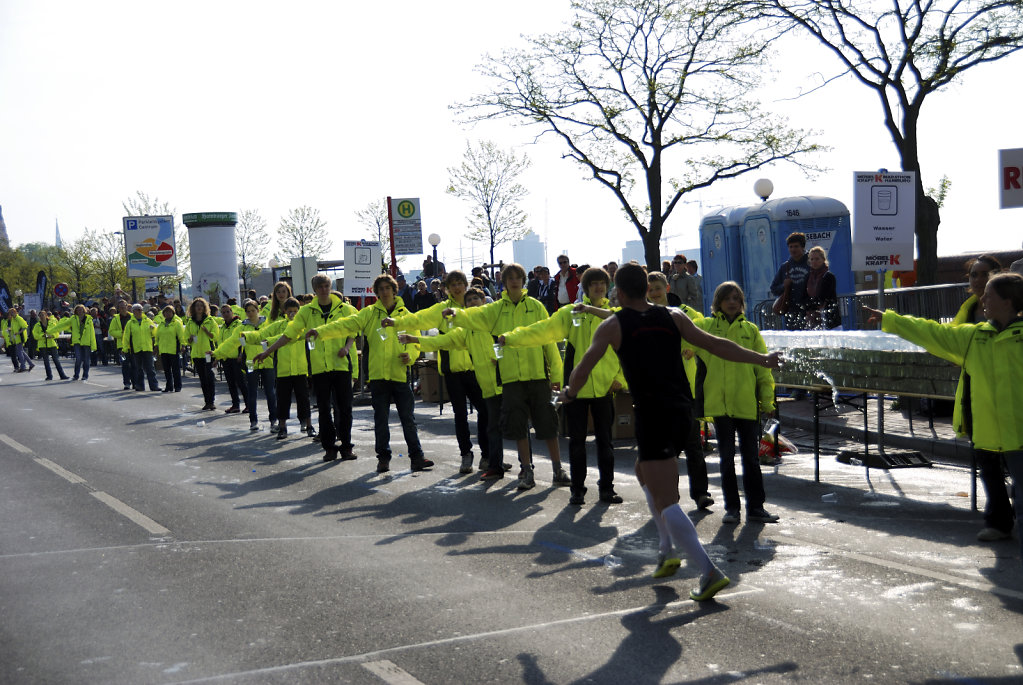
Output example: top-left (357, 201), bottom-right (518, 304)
top-left (1, 364), bottom-right (1022, 684)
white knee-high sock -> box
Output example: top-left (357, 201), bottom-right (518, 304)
top-left (661, 503), bottom-right (714, 574)
top-left (642, 485), bottom-right (672, 556)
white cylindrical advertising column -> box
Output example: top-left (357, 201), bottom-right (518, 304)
top-left (183, 212), bottom-right (239, 305)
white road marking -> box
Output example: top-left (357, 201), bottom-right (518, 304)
top-left (362, 660), bottom-right (426, 685)
top-left (0, 433), bottom-right (32, 453)
top-left (165, 587), bottom-right (763, 684)
top-left (34, 457), bottom-right (88, 484)
top-left (91, 492), bottom-right (171, 536)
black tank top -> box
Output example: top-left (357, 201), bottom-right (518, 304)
top-left (614, 306), bottom-right (692, 410)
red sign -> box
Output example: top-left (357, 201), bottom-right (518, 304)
top-left (54, 282), bottom-right (69, 298)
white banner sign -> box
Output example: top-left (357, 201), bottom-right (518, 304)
top-left (999, 148), bottom-right (1023, 209)
top-left (123, 215), bottom-right (177, 277)
top-left (389, 197), bottom-right (423, 255)
top-left (343, 240), bottom-right (382, 297)
top-left (851, 171), bottom-right (916, 271)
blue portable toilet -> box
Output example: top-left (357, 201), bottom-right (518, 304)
top-left (739, 196), bottom-right (852, 326)
top-left (699, 206), bottom-right (750, 315)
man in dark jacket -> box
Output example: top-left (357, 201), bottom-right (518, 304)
top-left (769, 232), bottom-right (810, 330)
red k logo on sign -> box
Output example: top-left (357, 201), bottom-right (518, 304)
top-left (890, 254), bottom-right (901, 266)
top-left (875, 174), bottom-right (884, 182)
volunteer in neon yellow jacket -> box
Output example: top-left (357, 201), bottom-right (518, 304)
top-left (3, 308), bottom-right (35, 372)
top-left (646, 270), bottom-right (715, 509)
top-left (32, 310), bottom-right (69, 380)
top-left (214, 303), bottom-right (247, 412)
top-left (51, 304), bottom-right (97, 381)
top-left (307, 274), bottom-right (432, 473)
top-left (445, 263), bottom-right (567, 489)
top-left (229, 300), bottom-right (278, 431)
top-left (122, 303), bottom-right (161, 391)
top-left (398, 286), bottom-right (505, 475)
top-left (155, 305), bottom-right (187, 393)
top-left (385, 270), bottom-right (487, 473)
top-left (247, 296), bottom-right (315, 439)
top-left (694, 282), bottom-right (778, 524)
top-left (502, 267), bottom-right (625, 503)
top-left (869, 271), bottom-right (1023, 555)
top-left (107, 300), bottom-right (135, 389)
top-left (256, 275), bottom-right (358, 460)
top-left (185, 298), bottom-right (221, 411)
top-left (948, 256), bottom-right (1014, 540)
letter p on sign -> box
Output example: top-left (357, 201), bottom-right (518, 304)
top-left (1000, 147), bottom-right (1023, 209)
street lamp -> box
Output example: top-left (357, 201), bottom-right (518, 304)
top-left (69, 291), bottom-right (77, 304)
top-left (428, 233), bottom-right (441, 276)
top-left (753, 178), bottom-right (774, 202)
top-left (14, 289), bottom-right (22, 307)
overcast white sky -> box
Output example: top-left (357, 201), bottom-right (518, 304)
top-left (1, 0), bottom-right (1019, 275)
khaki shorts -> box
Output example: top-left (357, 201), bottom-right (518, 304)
top-left (500, 379), bottom-right (559, 440)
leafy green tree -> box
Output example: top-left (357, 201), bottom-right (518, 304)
top-left (753, 0), bottom-right (1023, 283)
top-left (457, 0), bottom-right (819, 271)
top-left (275, 206), bottom-right (331, 263)
top-left (93, 230), bottom-right (129, 301)
top-left (56, 230), bottom-right (101, 302)
top-left (236, 209), bottom-right (271, 291)
top-left (446, 140), bottom-right (531, 267)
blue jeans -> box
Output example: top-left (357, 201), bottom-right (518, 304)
top-left (40, 348), bottom-right (67, 379)
top-left (74, 344), bottom-right (91, 379)
top-left (369, 379), bottom-right (423, 460)
top-left (246, 367), bottom-right (278, 424)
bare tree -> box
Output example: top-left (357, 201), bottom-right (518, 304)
top-left (236, 209), bottom-right (271, 291)
top-left (446, 140), bottom-right (531, 267)
top-left (56, 230), bottom-right (100, 301)
top-left (93, 230), bottom-right (128, 299)
top-left (753, 0), bottom-right (1023, 283)
top-left (354, 200), bottom-right (397, 272)
top-left (456, 0), bottom-right (819, 271)
top-left (275, 206), bottom-right (331, 263)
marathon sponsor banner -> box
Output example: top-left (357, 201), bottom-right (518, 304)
top-left (851, 171), bottom-right (916, 271)
top-left (343, 240), bottom-right (382, 297)
top-left (35, 270), bottom-right (47, 303)
top-left (0, 277), bottom-right (11, 314)
top-left (1000, 147), bottom-right (1023, 209)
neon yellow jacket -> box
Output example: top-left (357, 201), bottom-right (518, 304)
top-left (122, 315), bottom-right (157, 353)
top-left (283, 295), bottom-right (359, 375)
top-left (184, 316), bottom-right (221, 359)
top-left (883, 310), bottom-right (1023, 452)
top-left (222, 318), bottom-right (274, 371)
top-left (392, 297), bottom-right (473, 375)
top-left (107, 313), bottom-right (132, 352)
top-left (32, 321), bottom-right (60, 349)
top-left (695, 312), bottom-right (774, 419)
top-left (155, 318), bottom-right (187, 355)
top-left (419, 327), bottom-right (502, 398)
top-left (316, 297), bottom-right (420, 383)
top-left (51, 314), bottom-right (98, 351)
top-left (503, 296), bottom-right (624, 398)
top-left (212, 316), bottom-right (245, 359)
top-left (949, 296), bottom-right (980, 438)
top-left (3, 314), bottom-right (29, 345)
top-left (452, 290), bottom-right (562, 385)
top-left (244, 316), bottom-right (308, 378)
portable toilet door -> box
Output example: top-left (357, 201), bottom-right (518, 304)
top-left (739, 196), bottom-right (852, 326)
top-left (699, 206), bottom-right (749, 316)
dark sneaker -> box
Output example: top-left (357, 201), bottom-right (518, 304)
top-left (747, 508), bottom-right (780, 523)
top-left (696, 494), bottom-right (715, 510)
top-left (376, 458), bottom-right (391, 473)
top-left (269, 422), bottom-right (280, 433)
top-left (323, 450), bottom-right (338, 462)
top-left (479, 468), bottom-right (504, 481)
top-left (690, 567), bottom-right (730, 601)
top-left (977, 527), bottom-right (1012, 542)
top-left (552, 468), bottom-right (571, 487)
top-left (250, 421), bottom-right (260, 432)
top-left (517, 468), bottom-right (535, 490)
top-left (569, 492), bottom-right (585, 506)
top-left (459, 453), bottom-right (474, 474)
top-left (599, 489), bottom-right (624, 504)
top-left (411, 457), bottom-right (434, 472)
top-left (276, 429), bottom-right (288, 441)
top-left (225, 406), bottom-right (240, 414)
top-left (340, 447), bottom-right (358, 461)
top-left (305, 425), bottom-right (317, 439)
top-left (722, 509), bottom-right (740, 524)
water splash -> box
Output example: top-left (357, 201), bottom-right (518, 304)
top-left (812, 369), bottom-right (840, 406)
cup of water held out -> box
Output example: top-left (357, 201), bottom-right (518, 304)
top-left (572, 310), bottom-right (585, 327)
top-left (205, 351), bottom-right (212, 363)
top-left (493, 343), bottom-right (504, 359)
top-left (246, 360), bottom-right (254, 373)
top-left (396, 330), bottom-right (407, 345)
top-left (376, 327), bottom-right (388, 341)
top-left (307, 338), bottom-right (315, 351)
